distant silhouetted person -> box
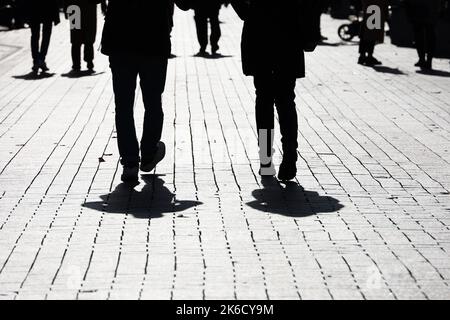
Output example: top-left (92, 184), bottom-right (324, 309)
top-left (192, 0), bottom-right (229, 56)
top-left (64, 0), bottom-right (107, 73)
top-left (231, 0), bottom-right (318, 181)
top-left (358, 0), bottom-right (388, 66)
top-left (97, 0), bottom-right (190, 183)
top-left (405, 0), bottom-right (441, 70)
top-left (23, 0), bottom-right (60, 73)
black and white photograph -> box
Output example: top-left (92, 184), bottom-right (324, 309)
top-left (0, 0), bottom-right (449, 306)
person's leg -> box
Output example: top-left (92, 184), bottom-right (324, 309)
top-left (358, 40), bottom-right (368, 64)
top-left (412, 23), bottom-right (426, 66)
top-left (194, 10), bottom-right (208, 54)
top-left (425, 23), bottom-right (436, 69)
top-left (71, 42), bottom-right (82, 71)
top-left (109, 54), bottom-right (140, 169)
top-left (254, 73), bottom-right (276, 175)
top-left (365, 41), bottom-right (381, 66)
top-left (274, 74), bottom-right (298, 180)
top-left (274, 75), bottom-right (298, 155)
top-left (84, 43), bottom-right (95, 70)
top-left (40, 21), bottom-right (53, 66)
top-left (29, 22), bottom-right (41, 70)
top-left (138, 56), bottom-right (168, 166)
top-left (209, 8), bottom-right (221, 54)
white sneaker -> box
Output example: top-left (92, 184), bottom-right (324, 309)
top-left (259, 162), bottom-right (276, 176)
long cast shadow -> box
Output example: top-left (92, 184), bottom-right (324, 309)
top-left (416, 68), bottom-right (450, 78)
top-left (247, 177), bottom-right (344, 218)
top-left (372, 65), bottom-right (406, 75)
top-left (12, 72), bottom-right (55, 80)
top-left (61, 70), bottom-right (105, 78)
top-left (83, 174), bottom-right (202, 219)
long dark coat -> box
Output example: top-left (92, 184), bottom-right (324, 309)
top-left (65, 0), bottom-right (105, 44)
top-left (22, 0), bottom-right (60, 25)
top-left (96, 0), bottom-right (190, 57)
top-left (231, 0), bottom-right (318, 78)
top-left (404, 0), bottom-right (442, 24)
top-left (360, 0), bottom-right (388, 43)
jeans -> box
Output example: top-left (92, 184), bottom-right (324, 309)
top-left (72, 42), bottom-right (94, 69)
top-left (109, 54), bottom-right (168, 167)
top-left (194, 8), bottom-right (221, 52)
top-left (30, 21), bottom-right (53, 64)
top-left (253, 72), bottom-right (298, 154)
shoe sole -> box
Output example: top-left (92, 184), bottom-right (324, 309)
top-left (140, 143), bottom-right (166, 172)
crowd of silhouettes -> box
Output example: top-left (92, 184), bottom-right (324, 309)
top-left (1, 0), bottom-right (449, 182)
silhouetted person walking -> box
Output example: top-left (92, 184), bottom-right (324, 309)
top-left (23, 0), bottom-right (60, 73)
top-left (64, 0), bottom-right (107, 73)
top-left (231, 0), bottom-right (318, 181)
top-left (97, 0), bottom-right (190, 182)
top-left (358, 0), bottom-right (388, 66)
top-left (193, 0), bottom-right (229, 56)
top-left (405, 0), bottom-right (441, 70)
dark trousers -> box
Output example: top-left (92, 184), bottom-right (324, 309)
top-left (253, 73), bottom-right (298, 154)
top-left (71, 42), bottom-right (94, 69)
top-left (359, 40), bottom-right (375, 56)
top-left (194, 8), bottom-right (221, 52)
top-left (412, 23), bottom-right (436, 62)
top-left (110, 54), bottom-right (168, 167)
top-left (30, 21), bottom-right (53, 64)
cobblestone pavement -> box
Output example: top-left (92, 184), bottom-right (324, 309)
top-left (0, 9), bottom-right (449, 300)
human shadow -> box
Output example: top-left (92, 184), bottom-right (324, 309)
top-left (61, 70), bottom-right (105, 79)
top-left (193, 53), bottom-right (234, 59)
top-left (12, 72), bottom-right (55, 80)
top-left (204, 53), bottom-right (234, 60)
top-left (246, 177), bottom-right (344, 218)
top-left (372, 65), bottom-right (406, 75)
top-left (318, 41), bottom-right (359, 47)
top-left (416, 68), bottom-right (450, 78)
top-left (83, 174), bottom-right (202, 219)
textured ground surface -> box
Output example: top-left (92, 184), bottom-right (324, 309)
top-left (0, 10), bottom-right (449, 300)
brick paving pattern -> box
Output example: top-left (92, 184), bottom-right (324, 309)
top-left (0, 9), bottom-right (449, 300)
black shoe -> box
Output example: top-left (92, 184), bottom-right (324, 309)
top-left (422, 60), bottom-right (432, 70)
top-left (211, 45), bottom-right (220, 56)
top-left (358, 56), bottom-right (366, 65)
top-left (278, 153), bottom-right (297, 181)
top-left (121, 166), bottom-right (139, 183)
top-left (39, 61), bottom-right (49, 72)
top-left (415, 60), bottom-right (426, 67)
top-left (140, 141), bottom-right (166, 172)
top-left (195, 50), bottom-right (208, 57)
top-left (365, 56), bottom-right (382, 66)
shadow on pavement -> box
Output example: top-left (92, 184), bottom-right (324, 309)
top-left (61, 70), bottom-right (105, 78)
top-left (83, 174), bottom-right (202, 219)
top-left (372, 65), bottom-right (407, 75)
top-left (193, 53), bottom-right (234, 59)
top-left (247, 177), bottom-right (344, 218)
top-left (12, 72), bottom-right (55, 80)
top-left (416, 68), bottom-right (450, 78)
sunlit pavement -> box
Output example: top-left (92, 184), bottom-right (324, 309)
top-left (0, 9), bottom-right (449, 300)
